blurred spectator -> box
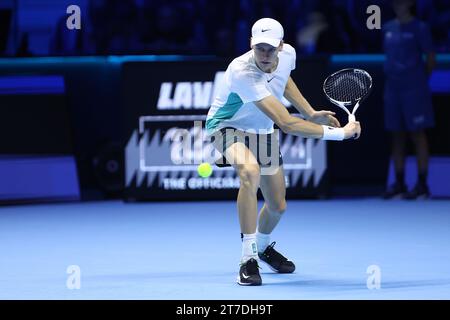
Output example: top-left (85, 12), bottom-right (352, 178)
top-left (234, 0), bottom-right (251, 55)
top-left (49, 15), bottom-right (85, 56)
top-left (203, 0), bottom-right (240, 56)
top-left (0, 8), bottom-right (12, 55)
top-left (296, 11), bottom-right (328, 54)
top-left (3, 0), bottom-right (450, 57)
top-left (88, 0), bottom-right (110, 54)
top-left (139, 0), bottom-right (202, 55)
top-left (418, 0), bottom-right (450, 52)
top-left (16, 32), bottom-right (31, 57)
top-left (214, 28), bottom-right (235, 57)
top-left (105, 0), bottom-right (141, 55)
top-left (314, 1), bottom-right (360, 53)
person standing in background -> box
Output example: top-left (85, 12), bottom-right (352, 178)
top-left (382, 0), bottom-right (436, 200)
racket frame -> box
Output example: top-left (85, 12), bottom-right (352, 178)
top-left (323, 68), bottom-right (372, 123)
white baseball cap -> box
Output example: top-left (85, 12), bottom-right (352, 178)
top-left (251, 18), bottom-right (284, 48)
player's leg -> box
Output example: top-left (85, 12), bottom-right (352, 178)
top-left (256, 132), bottom-right (286, 236)
top-left (258, 166), bottom-right (286, 235)
top-left (252, 131), bottom-right (285, 237)
top-left (254, 131), bottom-right (294, 273)
top-left (221, 136), bottom-right (262, 285)
top-left (212, 128), bottom-right (261, 235)
top-left (256, 166), bottom-right (295, 273)
top-left (225, 141), bottom-right (260, 236)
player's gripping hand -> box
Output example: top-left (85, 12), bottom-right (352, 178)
top-left (309, 110), bottom-right (341, 127)
top-left (343, 121), bottom-right (361, 140)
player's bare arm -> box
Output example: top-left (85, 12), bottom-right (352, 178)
top-left (254, 95), bottom-right (360, 139)
top-left (284, 76), bottom-right (341, 127)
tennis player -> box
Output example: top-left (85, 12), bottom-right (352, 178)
top-left (206, 18), bottom-right (361, 286)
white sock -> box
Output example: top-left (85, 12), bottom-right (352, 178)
top-left (241, 233), bottom-right (258, 263)
top-left (256, 231), bottom-right (271, 253)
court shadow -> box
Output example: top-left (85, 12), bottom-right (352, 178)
top-left (84, 271), bottom-right (450, 292)
top-left (261, 275), bottom-right (450, 290)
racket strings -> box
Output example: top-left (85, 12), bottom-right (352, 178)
top-left (324, 71), bottom-right (371, 103)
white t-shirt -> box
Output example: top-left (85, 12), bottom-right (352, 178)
top-left (206, 43), bottom-right (296, 135)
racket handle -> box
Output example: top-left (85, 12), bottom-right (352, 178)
top-left (348, 114), bottom-right (356, 123)
top-left (347, 114), bottom-right (358, 139)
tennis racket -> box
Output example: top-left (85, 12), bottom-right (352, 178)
top-left (323, 68), bottom-right (372, 123)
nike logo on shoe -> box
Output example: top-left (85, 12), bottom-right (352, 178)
top-left (242, 273), bottom-right (251, 279)
top-left (267, 77), bottom-right (275, 83)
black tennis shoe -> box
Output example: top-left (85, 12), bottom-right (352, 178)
top-left (404, 184), bottom-right (430, 200)
top-left (258, 242), bottom-right (295, 273)
top-left (237, 258), bottom-right (262, 286)
top-left (383, 183), bottom-right (407, 199)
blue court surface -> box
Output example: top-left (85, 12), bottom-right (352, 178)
top-left (1, 199), bottom-right (449, 300)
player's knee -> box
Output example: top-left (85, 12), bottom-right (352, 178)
top-left (238, 164), bottom-right (260, 189)
top-left (268, 199), bottom-right (286, 214)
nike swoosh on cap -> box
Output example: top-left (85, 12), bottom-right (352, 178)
top-left (261, 29), bottom-right (271, 32)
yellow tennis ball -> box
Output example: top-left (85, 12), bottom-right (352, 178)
top-left (197, 162), bottom-right (212, 178)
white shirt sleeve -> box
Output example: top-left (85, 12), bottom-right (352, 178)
top-left (230, 68), bottom-right (271, 104)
